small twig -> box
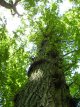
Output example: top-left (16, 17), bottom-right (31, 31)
top-left (63, 49), bottom-right (80, 57)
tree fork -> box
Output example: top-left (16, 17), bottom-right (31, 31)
top-left (0, 0), bottom-right (21, 16)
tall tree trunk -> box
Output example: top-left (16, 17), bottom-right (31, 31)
top-left (14, 56), bottom-right (74, 107)
top-left (14, 19), bottom-right (74, 106)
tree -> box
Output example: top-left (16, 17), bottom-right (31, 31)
top-left (0, 0), bottom-right (80, 107)
top-left (14, 1), bottom-right (80, 107)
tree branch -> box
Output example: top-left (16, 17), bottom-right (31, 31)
top-left (63, 49), bottom-right (80, 57)
top-left (0, 0), bottom-right (21, 16)
top-left (0, 0), bottom-right (12, 9)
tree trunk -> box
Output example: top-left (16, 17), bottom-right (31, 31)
top-left (14, 57), bottom-right (74, 107)
top-left (14, 24), bottom-right (74, 106)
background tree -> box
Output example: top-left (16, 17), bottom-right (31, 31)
top-left (0, 0), bottom-right (80, 107)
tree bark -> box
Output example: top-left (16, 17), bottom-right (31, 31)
top-left (14, 57), bottom-right (74, 107)
top-left (0, 0), bottom-right (12, 9)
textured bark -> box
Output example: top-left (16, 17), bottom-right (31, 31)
top-left (14, 59), bottom-right (73, 107)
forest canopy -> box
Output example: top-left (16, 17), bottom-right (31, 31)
top-left (0, 0), bottom-right (80, 107)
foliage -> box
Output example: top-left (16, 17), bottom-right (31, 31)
top-left (69, 0), bottom-right (80, 5)
top-left (0, 0), bottom-right (80, 106)
top-left (0, 19), bottom-right (28, 106)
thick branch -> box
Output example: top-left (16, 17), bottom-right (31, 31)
top-left (0, 0), bottom-right (12, 9)
top-left (0, 0), bottom-right (21, 16)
